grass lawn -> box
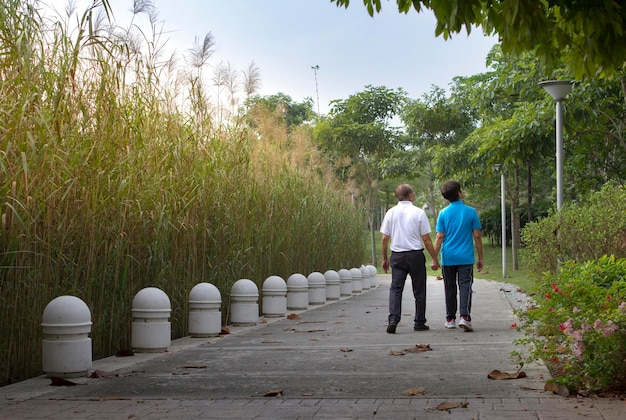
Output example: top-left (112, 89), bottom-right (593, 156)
top-left (366, 230), bottom-right (536, 293)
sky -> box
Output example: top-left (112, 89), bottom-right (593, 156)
top-left (47, 0), bottom-right (498, 115)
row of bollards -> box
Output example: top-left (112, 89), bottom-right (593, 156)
top-left (41, 265), bottom-right (378, 378)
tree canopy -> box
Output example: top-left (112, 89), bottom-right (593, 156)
top-left (330, 0), bottom-right (626, 79)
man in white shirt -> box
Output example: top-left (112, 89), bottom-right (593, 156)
top-left (381, 184), bottom-right (439, 333)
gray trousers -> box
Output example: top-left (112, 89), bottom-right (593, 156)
top-left (388, 250), bottom-right (427, 326)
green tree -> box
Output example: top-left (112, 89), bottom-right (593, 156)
top-left (402, 85), bottom-right (476, 218)
top-left (245, 93), bottom-right (314, 129)
top-left (314, 85), bottom-right (407, 265)
top-left (331, 0), bottom-right (626, 79)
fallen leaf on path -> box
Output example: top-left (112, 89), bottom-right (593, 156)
top-left (487, 369), bottom-right (527, 380)
top-left (544, 382), bottom-right (570, 396)
top-left (436, 276), bottom-right (443, 280)
top-left (388, 344), bottom-right (432, 356)
top-left (287, 313), bottom-right (301, 320)
top-left (340, 348), bottom-right (353, 352)
top-left (404, 344), bottom-right (432, 353)
top-left (220, 327), bottom-right (230, 335)
top-left (264, 389), bottom-right (283, 397)
top-left (179, 364), bottom-right (207, 369)
top-left (437, 401), bottom-right (468, 411)
top-left (402, 387), bottom-right (426, 395)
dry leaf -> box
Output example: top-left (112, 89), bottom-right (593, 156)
top-left (404, 344), bottom-right (432, 353)
top-left (402, 387), bottom-right (426, 396)
top-left (180, 364), bottom-right (207, 369)
top-left (487, 369), bottom-right (527, 380)
top-left (220, 327), bottom-right (230, 335)
top-left (287, 313), bottom-right (301, 320)
top-left (340, 348), bottom-right (353, 352)
top-left (544, 382), bottom-right (570, 396)
top-left (437, 401), bottom-right (467, 411)
top-left (388, 350), bottom-right (406, 356)
top-left (264, 389), bottom-right (283, 397)
top-left (436, 276), bottom-right (443, 280)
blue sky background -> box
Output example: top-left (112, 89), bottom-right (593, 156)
top-left (48, 0), bottom-right (497, 115)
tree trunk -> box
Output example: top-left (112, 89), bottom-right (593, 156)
top-left (527, 159), bottom-right (533, 222)
top-left (428, 159), bottom-right (438, 219)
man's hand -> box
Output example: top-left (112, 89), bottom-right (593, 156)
top-left (382, 258), bottom-right (389, 273)
top-left (430, 261), bottom-right (440, 271)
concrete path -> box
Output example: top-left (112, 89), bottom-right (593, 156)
top-left (1, 275), bottom-right (624, 419)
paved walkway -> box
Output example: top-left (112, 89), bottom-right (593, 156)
top-left (1, 275), bottom-right (624, 419)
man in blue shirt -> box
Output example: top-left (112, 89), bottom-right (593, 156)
top-left (434, 181), bottom-right (483, 332)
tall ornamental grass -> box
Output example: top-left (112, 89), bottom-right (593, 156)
top-left (0, 0), bottom-right (365, 385)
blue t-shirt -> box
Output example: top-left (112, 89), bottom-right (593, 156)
top-left (436, 201), bottom-right (481, 266)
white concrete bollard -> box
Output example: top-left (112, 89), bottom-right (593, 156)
top-left (323, 270), bottom-right (341, 301)
top-left (287, 273), bottom-right (309, 310)
top-left (307, 271), bottom-right (327, 305)
top-left (230, 279), bottom-right (259, 326)
top-left (360, 265), bottom-right (371, 290)
top-left (349, 267), bottom-right (363, 294)
top-left (262, 275), bottom-right (287, 317)
top-left (338, 268), bottom-right (353, 297)
top-left (188, 282), bottom-right (222, 337)
top-left (42, 296), bottom-right (92, 378)
top-left (366, 265), bottom-right (378, 287)
top-left (132, 287), bottom-right (171, 353)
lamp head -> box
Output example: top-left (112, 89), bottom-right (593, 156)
top-left (539, 80), bottom-right (574, 101)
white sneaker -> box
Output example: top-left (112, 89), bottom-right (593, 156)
top-left (444, 320), bottom-right (456, 329)
top-left (458, 317), bottom-right (473, 332)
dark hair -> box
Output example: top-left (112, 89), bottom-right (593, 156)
top-left (441, 181), bottom-right (462, 201)
top-left (395, 184), bottom-right (414, 201)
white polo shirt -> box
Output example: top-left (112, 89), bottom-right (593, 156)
top-left (380, 201), bottom-right (431, 252)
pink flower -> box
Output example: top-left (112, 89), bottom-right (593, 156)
top-left (510, 323), bottom-right (517, 329)
top-left (619, 302), bottom-right (626, 310)
top-left (573, 306), bottom-right (579, 313)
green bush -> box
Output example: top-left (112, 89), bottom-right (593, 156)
top-left (515, 256), bottom-right (626, 393)
top-left (521, 183), bottom-right (626, 277)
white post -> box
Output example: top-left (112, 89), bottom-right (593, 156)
top-left (500, 171), bottom-right (507, 279)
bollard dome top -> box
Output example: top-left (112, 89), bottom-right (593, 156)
top-left (287, 273), bottom-right (308, 287)
top-left (132, 287), bottom-right (171, 310)
top-left (307, 271), bottom-right (326, 285)
top-left (349, 267), bottom-right (363, 279)
top-left (42, 295), bottom-right (92, 327)
top-left (231, 278), bottom-right (259, 296)
top-left (262, 275), bottom-right (287, 291)
top-left (189, 282), bottom-right (221, 303)
top-left (323, 270), bottom-right (340, 281)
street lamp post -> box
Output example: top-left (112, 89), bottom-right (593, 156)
top-left (539, 80), bottom-right (574, 210)
top-left (494, 164), bottom-right (506, 279)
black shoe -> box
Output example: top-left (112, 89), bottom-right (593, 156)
top-left (414, 324), bottom-right (430, 331)
top-left (387, 324), bottom-right (397, 334)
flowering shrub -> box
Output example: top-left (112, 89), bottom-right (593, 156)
top-left (515, 255), bottom-right (626, 393)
